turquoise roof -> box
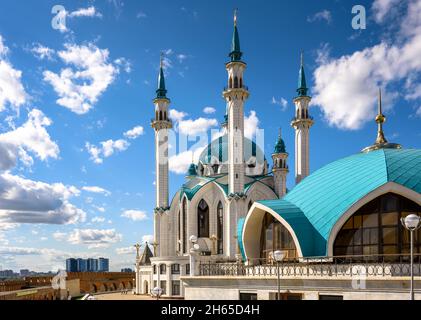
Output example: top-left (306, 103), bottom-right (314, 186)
top-left (274, 133), bottom-right (286, 154)
top-left (156, 64), bottom-right (167, 99)
top-left (187, 163), bottom-right (197, 177)
top-left (258, 148), bottom-right (421, 257)
top-left (297, 64), bottom-right (308, 97)
top-left (229, 24), bottom-right (242, 62)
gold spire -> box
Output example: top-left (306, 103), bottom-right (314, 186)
top-left (375, 88), bottom-right (387, 145)
top-left (361, 87), bottom-right (402, 153)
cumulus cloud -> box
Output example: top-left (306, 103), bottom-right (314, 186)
top-left (307, 10), bottom-right (332, 24)
top-left (169, 146), bottom-right (206, 175)
top-left (82, 186), bottom-right (111, 196)
top-left (178, 117), bottom-right (218, 135)
top-left (169, 109), bottom-right (188, 122)
top-left (31, 44), bottom-right (55, 61)
top-left (68, 228), bottom-right (122, 248)
top-left (244, 110), bottom-right (260, 139)
top-left (0, 172), bottom-right (85, 225)
top-left (203, 107), bottom-right (216, 114)
top-left (142, 234), bottom-right (154, 243)
top-left (43, 43), bottom-right (117, 114)
top-left (124, 126), bottom-right (144, 139)
top-left (0, 35), bottom-right (27, 112)
top-left (372, 0), bottom-right (401, 23)
top-left (312, 0), bottom-right (421, 129)
top-left (121, 210), bottom-right (148, 221)
top-left (116, 246), bottom-right (136, 255)
top-left (0, 109), bottom-right (59, 170)
top-left (91, 216), bottom-right (106, 223)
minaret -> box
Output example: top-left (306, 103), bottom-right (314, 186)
top-left (223, 10), bottom-right (249, 195)
top-left (151, 54), bottom-right (172, 257)
top-left (362, 88), bottom-right (402, 153)
top-left (272, 128), bottom-right (289, 198)
top-left (291, 52), bottom-right (313, 184)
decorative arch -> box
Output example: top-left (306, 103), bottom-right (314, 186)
top-left (198, 199), bottom-right (209, 238)
top-left (327, 182), bottom-right (421, 257)
top-left (242, 202), bottom-right (304, 263)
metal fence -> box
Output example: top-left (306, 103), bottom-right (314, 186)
top-left (199, 254), bottom-right (421, 278)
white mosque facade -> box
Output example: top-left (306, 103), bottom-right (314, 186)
top-left (134, 15), bottom-right (421, 300)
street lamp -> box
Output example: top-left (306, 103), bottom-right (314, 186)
top-left (273, 250), bottom-right (285, 301)
top-left (401, 214), bottom-right (421, 301)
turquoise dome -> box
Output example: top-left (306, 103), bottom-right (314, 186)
top-left (256, 148), bottom-right (421, 257)
top-left (199, 134), bottom-right (265, 165)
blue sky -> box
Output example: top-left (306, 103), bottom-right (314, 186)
top-left (0, 0), bottom-right (420, 272)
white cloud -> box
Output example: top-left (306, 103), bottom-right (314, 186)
top-left (372, 0), bottom-right (401, 23)
top-left (307, 10), bottom-right (332, 24)
top-left (92, 205), bottom-right (106, 213)
top-left (121, 210), bottom-right (148, 221)
top-left (169, 146), bottom-right (205, 175)
top-left (142, 234), bottom-right (154, 244)
top-left (53, 231), bottom-right (67, 241)
top-left (271, 97), bottom-right (288, 111)
top-left (0, 172), bottom-right (85, 225)
top-left (312, 0), bottom-right (421, 129)
top-left (116, 246), bottom-right (136, 255)
top-left (91, 216), bottom-right (106, 223)
top-left (43, 43), bottom-right (117, 114)
top-left (244, 110), bottom-right (260, 139)
top-left (86, 139), bottom-right (129, 164)
top-left (177, 54), bottom-right (188, 63)
top-left (136, 11), bottom-right (147, 18)
top-left (169, 109), bottom-right (188, 122)
top-left (68, 6), bottom-right (102, 18)
top-left (0, 109), bottom-right (59, 170)
top-left (179, 118), bottom-right (218, 135)
top-left (114, 57), bottom-right (132, 73)
top-left (31, 44), bottom-right (55, 61)
top-left (82, 186), bottom-right (111, 196)
top-left (68, 228), bottom-right (122, 248)
top-left (124, 126), bottom-right (144, 139)
top-left (203, 107), bottom-right (216, 114)
top-left (0, 35), bottom-right (27, 112)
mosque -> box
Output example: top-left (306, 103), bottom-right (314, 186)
top-left (134, 13), bottom-right (421, 300)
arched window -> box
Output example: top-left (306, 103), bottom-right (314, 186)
top-left (260, 212), bottom-right (297, 261)
top-left (240, 78), bottom-right (243, 88)
top-left (156, 111), bottom-right (159, 120)
top-left (164, 111), bottom-right (167, 120)
top-left (177, 210), bottom-right (181, 253)
top-left (229, 77), bottom-right (233, 89)
top-left (198, 199), bottom-right (209, 238)
top-left (217, 202), bottom-right (224, 254)
top-left (182, 198), bottom-right (187, 254)
top-left (234, 76), bottom-right (239, 88)
top-left (333, 193), bottom-right (421, 261)
top-left (159, 111), bottom-right (163, 121)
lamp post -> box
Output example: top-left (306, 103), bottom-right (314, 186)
top-left (401, 214), bottom-right (421, 301)
top-left (273, 250), bottom-right (285, 301)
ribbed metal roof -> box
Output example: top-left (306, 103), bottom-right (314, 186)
top-left (257, 148), bottom-right (421, 256)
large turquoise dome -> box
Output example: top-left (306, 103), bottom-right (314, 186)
top-left (256, 148), bottom-right (421, 256)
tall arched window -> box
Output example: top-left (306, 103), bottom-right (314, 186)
top-left (260, 212), bottom-right (297, 260)
top-left (229, 77), bottom-right (233, 89)
top-left (159, 111), bottom-right (163, 121)
top-left (234, 76), bottom-right (239, 88)
top-left (177, 210), bottom-right (181, 253)
top-left (164, 111), bottom-right (167, 120)
top-left (333, 193), bottom-right (421, 261)
top-left (240, 78), bottom-right (243, 88)
top-left (198, 199), bottom-right (209, 238)
top-left (217, 202), bottom-right (224, 254)
top-left (182, 198), bottom-right (187, 254)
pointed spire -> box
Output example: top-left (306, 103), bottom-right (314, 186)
top-left (375, 88), bottom-right (387, 145)
top-left (361, 88), bottom-right (402, 153)
top-left (274, 127), bottom-right (287, 154)
top-left (297, 51), bottom-right (308, 97)
top-left (229, 9), bottom-right (243, 62)
top-left (156, 52), bottom-right (168, 99)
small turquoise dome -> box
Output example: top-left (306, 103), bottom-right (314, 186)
top-left (274, 135), bottom-right (286, 154)
top-left (187, 163), bottom-right (197, 177)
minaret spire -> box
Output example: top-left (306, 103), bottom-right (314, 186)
top-left (362, 87), bottom-right (402, 153)
top-left (272, 127), bottom-right (289, 197)
top-left (156, 52), bottom-right (167, 99)
top-left (291, 51), bottom-right (313, 184)
top-left (229, 9), bottom-right (242, 62)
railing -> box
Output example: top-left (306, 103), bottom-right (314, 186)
top-left (199, 254), bottom-right (421, 278)
top-left (223, 85), bottom-right (249, 92)
top-left (291, 116), bottom-right (314, 122)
